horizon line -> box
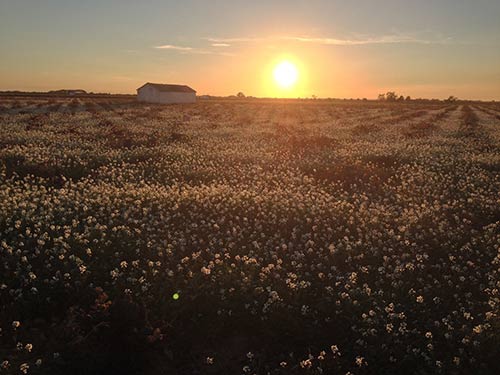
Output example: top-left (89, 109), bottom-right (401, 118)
top-left (0, 88), bottom-right (498, 102)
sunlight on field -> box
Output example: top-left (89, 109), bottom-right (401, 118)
top-left (0, 97), bottom-right (499, 373)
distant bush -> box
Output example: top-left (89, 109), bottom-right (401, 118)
top-left (461, 105), bottom-right (479, 128)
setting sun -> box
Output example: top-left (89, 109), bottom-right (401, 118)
top-left (273, 61), bottom-right (298, 89)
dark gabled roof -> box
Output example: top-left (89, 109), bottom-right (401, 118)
top-left (137, 83), bottom-right (196, 93)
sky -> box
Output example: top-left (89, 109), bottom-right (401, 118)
top-left (0, 0), bottom-right (499, 100)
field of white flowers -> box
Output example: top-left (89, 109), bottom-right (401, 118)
top-left (1, 98), bottom-right (499, 374)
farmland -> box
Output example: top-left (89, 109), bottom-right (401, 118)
top-left (1, 97), bottom-right (500, 374)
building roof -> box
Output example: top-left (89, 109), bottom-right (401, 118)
top-left (137, 83), bottom-right (196, 93)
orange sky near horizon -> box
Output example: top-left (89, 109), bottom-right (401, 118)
top-left (1, 1), bottom-right (500, 100)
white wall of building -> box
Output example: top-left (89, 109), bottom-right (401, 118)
top-left (137, 86), bottom-right (196, 104)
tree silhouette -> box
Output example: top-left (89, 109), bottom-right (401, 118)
top-left (386, 92), bottom-right (398, 102)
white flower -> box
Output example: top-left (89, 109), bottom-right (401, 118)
top-left (331, 345), bottom-right (340, 356)
top-left (19, 363), bottom-right (29, 374)
top-left (355, 356), bottom-right (367, 367)
top-left (300, 359), bottom-right (312, 369)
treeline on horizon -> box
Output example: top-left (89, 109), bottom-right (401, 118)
top-left (0, 89), bottom-right (496, 103)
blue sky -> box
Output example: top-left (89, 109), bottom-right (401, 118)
top-left (1, 0), bottom-right (499, 99)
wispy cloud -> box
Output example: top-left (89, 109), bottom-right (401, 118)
top-left (205, 33), bottom-right (452, 46)
top-left (154, 43), bottom-right (235, 56)
top-left (288, 34), bottom-right (452, 46)
top-left (155, 32), bottom-right (449, 57)
top-left (155, 44), bottom-right (194, 51)
top-left (206, 37), bottom-right (265, 43)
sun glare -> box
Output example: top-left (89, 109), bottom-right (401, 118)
top-left (273, 61), bottom-right (298, 89)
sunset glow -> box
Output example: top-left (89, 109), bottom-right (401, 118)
top-left (0, 1), bottom-right (499, 99)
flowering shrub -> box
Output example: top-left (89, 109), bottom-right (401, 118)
top-left (0, 100), bottom-right (499, 374)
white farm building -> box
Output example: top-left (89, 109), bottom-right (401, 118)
top-left (137, 83), bottom-right (196, 104)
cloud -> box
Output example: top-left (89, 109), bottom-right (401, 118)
top-left (289, 34), bottom-right (452, 46)
top-left (155, 32), bottom-right (447, 58)
top-left (189, 50), bottom-right (235, 56)
top-left (154, 43), bottom-right (235, 56)
top-left (206, 37), bottom-right (264, 43)
top-left (205, 33), bottom-right (452, 47)
top-left (155, 44), bottom-right (194, 51)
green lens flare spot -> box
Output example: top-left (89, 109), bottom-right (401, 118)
top-left (172, 293), bottom-right (180, 300)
